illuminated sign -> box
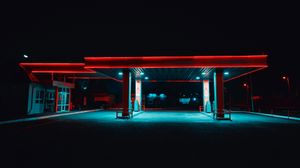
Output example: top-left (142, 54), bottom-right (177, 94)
top-left (203, 80), bottom-right (210, 112)
top-left (135, 79), bottom-right (142, 105)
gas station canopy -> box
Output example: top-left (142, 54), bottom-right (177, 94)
top-left (20, 55), bottom-right (268, 83)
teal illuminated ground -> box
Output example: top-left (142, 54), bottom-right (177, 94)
top-left (1, 110), bottom-right (300, 167)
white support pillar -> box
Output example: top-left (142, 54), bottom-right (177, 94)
top-left (135, 79), bottom-right (142, 111)
top-left (213, 72), bottom-right (217, 113)
top-left (128, 72), bottom-right (132, 112)
top-left (203, 80), bottom-right (211, 112)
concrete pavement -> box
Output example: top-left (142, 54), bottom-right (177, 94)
top-left (1, 110), bottom-right (300, 167)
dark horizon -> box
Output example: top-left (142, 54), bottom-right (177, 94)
top-left (1, 1), bottom-right (299, 114)
top-left (1, 3), bottom-right (300, 167)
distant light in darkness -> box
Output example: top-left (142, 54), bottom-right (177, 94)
top-left (196, 76), bottom-right (200, 80)
top-left (118, 72), bottom-right (123, 75)
top-left (201, 72), bottom-right (206, 75)
top-left (224, 72), bottom-right (229, 75)
top-left (140, 72), bottom-right (144, 75)
top-left (145, 76), bottom-right (149, 80)
top-left (282, 76), bottom-right (286, 80)
top-left (159, 93), bottom-right (167, 99)
top-left (179, 98), bottom-right (190, 104)
top-left (147, 93), bottom-right (157, 98)
top-left (23, 55), bottom-right (29, 58)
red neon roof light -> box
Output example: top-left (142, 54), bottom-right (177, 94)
top-left (19, 55), bottom-right (268, 82)
top-left (84, 55), bottom-right (268, 69)
top-left (19, 63), bottom-right (96, 74)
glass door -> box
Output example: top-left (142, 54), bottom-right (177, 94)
top-left (57, 87), bottom-right (70, 112)
top-left (45, 89), bottom-right (55, 112)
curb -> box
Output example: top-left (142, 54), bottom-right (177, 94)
top-left (0, 109), bottom-right (101, 125)
top-left (240, 111), bottom-right (300, 121)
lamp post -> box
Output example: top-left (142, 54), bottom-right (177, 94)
top-left (282, 76), bottom-right (291, 118)
top-left (243, 83), bottom-right (250, 111)
top-left (249, 75), bottom-right (254, 112)
top-left (282, 76), bottom-right (291, 92)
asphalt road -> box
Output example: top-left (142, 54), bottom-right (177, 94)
top-left (1, 111), bottom-right (300, 168)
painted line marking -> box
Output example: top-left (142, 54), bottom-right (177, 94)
top-left (239, 111), bottom-right (300, 121)
top-left (0, 109), bottom-right (100, 125)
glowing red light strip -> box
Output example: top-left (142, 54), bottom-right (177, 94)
top-left (85, 55), bottom-right (267, 60)
top-left (67, 76), bottom-right (122, 83)
top-left (20, 63), bottom-right (85, 66)
top-left (224, 67), bottom-right (267, 83)
top-left (31, 70), bottom-right (95, 74)
top-left (20, 62), bottom-right (96, 74)
top-left (19, 55), bottom-right (268, 82)
top-left (85, 65), bottom-right (268, 69)
top-left (19, 63), bottom-right (39, 82)
top-left (84, 55), bottom-right (268, 69)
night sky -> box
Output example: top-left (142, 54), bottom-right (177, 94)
top-left (1, 1), bottom-right (299, 113)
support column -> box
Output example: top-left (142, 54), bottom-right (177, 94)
top-left (54, 87), bottom-right (59, 112)
top-left (122, 69), bottom-right (132, 117)
top-left (203, 80), bottom-right (211, 112)
top-left (68, 89), bottom-right (72, 111)
top-left (214, 69), bottom-right (224, 118)
top-left (135, 78), bottom-right (142, 111)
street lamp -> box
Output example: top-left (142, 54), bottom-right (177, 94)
top-left (249, 75), bottom-right (254, 112)
top-left (242, 76), bottom-right (255, 112)
top-left (282, 76), bottom-right (291, 92)
top-left (282, 75), bottom-right (291, 117)
top-left (243, 83), bottom-right (250, 111)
